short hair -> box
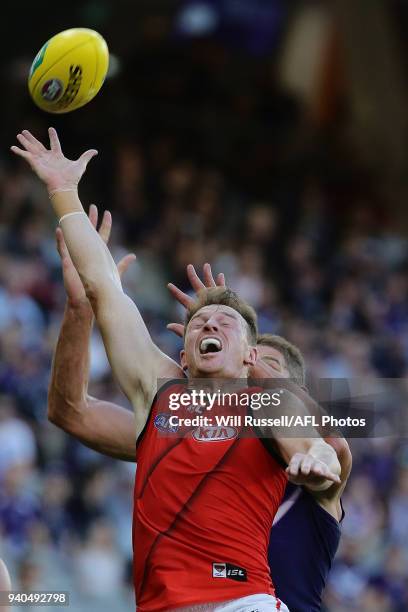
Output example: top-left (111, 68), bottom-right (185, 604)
top-left (257, 333), bottom-right (306, 386)
top-left (185, 287), bottom-right (258, 345)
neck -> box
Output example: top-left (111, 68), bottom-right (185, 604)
top-left (186, 377), bottom-right (249, 396)
top-left (187, 366), bottom-right (249, 387)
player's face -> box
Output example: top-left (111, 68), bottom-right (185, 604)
top-left (253, 345), bottom-right (290, 380)
top-left (181, 305), bottom-right (257, 378)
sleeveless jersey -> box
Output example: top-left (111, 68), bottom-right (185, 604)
top-left (268, 482), bottom-right (343, 612)
top-left (134, 383), bottom-right (287, 611)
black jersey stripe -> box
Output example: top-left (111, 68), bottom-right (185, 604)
top-left (137, 436), bottom-right (184, 500)
top-left (136, 379), bottom-right (183, 447)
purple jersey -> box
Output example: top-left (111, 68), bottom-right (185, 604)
top-left (269, 482), bottom-right (343, 612)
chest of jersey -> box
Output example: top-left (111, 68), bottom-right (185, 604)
top-left (133, 384), bottom-right (287, 611)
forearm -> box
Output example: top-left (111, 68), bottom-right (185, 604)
top-left (268, 389), bottom-right (341, 491)
top-left (50, 194), bottom-right (178, 410)
top-left (80, 397), bottom-right (137, 461)
top-left (51, 190), bottom-right (121, 297)
top-left (49, 301), bottom-right (137, 460)
top-left (48, 300), bottom-right (93, 427)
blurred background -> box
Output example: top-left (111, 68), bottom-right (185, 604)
top-left (1, 0), bottom-right (408, 610)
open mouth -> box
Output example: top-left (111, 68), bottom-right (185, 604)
top-left (199, 337), bottom-right (223, 355)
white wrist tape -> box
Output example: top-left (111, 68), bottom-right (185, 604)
top-left (59, 211), bottom-right (87, 224)
top-left (49, 187), bottom-right (77, 198)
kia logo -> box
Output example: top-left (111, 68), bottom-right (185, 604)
top-left (193, 426), bottom-right (237, 442)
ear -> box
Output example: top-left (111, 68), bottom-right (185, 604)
top-left (180, 350), bottom-right (187, 371)
top-left (244, 346), bottom-right (257, 368)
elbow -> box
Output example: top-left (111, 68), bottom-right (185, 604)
top-left (47, 391), bottom-right (60, 425)
top-left (47, 398), bottom-right (67, 430)
top-left (47, 383), bottom-right (66, 426)
top-left (47, 390), bottom-right (85, 435)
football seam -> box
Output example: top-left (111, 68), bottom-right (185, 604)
top-left (64, 38), bottom-right (104, 112)
top-left (30, 36), bottom-right (94, 101)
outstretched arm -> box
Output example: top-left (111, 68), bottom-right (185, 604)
top-left (49, 300), bottom-right (137, 460)
top-left (48, 206), bottom-right (138, 458)
top-left (259, 387), bottom-right (341, 492)
top-left (254, 370), bottom-right (351, 513)
top-left (12, 129), bottom-right (182, 415)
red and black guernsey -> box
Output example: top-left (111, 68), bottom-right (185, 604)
top-left (133, 382), bottom-right (287, 612)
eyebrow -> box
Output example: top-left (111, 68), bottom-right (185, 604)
top-left (261, 356), bottom-right (282, 367)
top-left (222, 312), bottom-right (239, 320)
top-left (190, 310), bottom-right (239, 323)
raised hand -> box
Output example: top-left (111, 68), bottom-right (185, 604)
top-left (56, 204), bottom-right (135, 308)
top-left (167, 263), bottom-right (226, 337)
top-left (11, 128), bottom-right (98, 194)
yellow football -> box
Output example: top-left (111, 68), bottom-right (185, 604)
top-left (28, 28), bottom-right (109, 114)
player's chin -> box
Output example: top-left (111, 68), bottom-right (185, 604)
top-left (195, 351), bottom-right (226, 374)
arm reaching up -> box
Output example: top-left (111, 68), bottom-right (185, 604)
top-left (49, 205), bottom-right (139, 456)
top-left (12, 129), bottom-right (182, 416)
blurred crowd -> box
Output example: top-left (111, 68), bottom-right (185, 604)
top-left (1, 3), bottom-right (408, 611)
